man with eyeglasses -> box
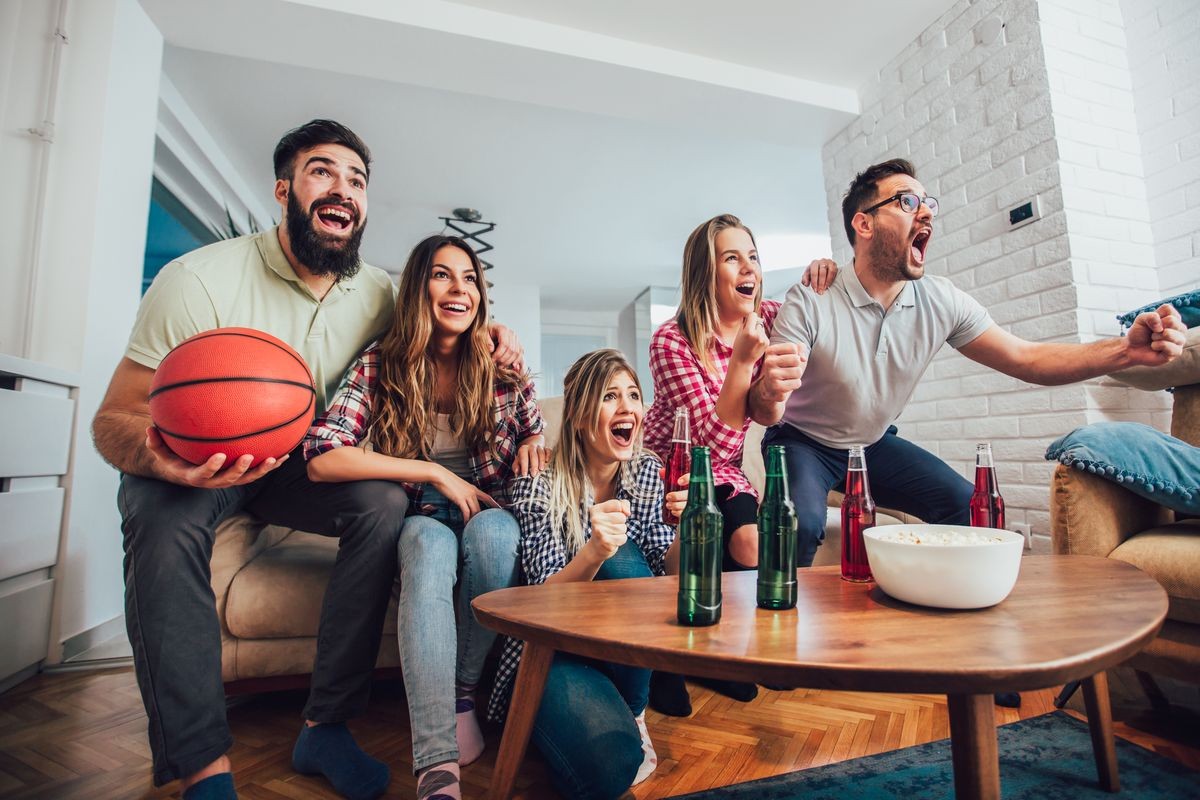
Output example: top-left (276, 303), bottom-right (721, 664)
top-left (749, 156), bottom-right (1185, 586)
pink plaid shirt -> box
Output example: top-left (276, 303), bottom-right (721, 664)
top-left (302, 342), bottom-right (543, 506)
top-left (643, 300), bottom-right (780, 500)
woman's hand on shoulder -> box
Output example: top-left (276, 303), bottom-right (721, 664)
top-left (431, 464), bottom-right (498, 521)
top-left (732, 313), bottom-right (770, 365)
top-left (514, 441), bottom-right (551, 477)
top-left (801, 258), bottom-right (839, 294)
top-left (587, 499), bottom-right (630, 560)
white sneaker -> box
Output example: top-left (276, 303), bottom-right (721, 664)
top-left (632, 710), bottom-right (658, 785)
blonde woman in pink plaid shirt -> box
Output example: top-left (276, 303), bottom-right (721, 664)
top-left (643, 213), bottom-right (834, 715)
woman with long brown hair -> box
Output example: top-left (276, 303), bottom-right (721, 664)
top-left (643, 214), bottom-right (833, 715)
top-left (487, 349), bottom-right (677, 800)
top-left (304, 234), bottom-right (546, 800)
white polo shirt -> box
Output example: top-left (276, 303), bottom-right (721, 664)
top-left (771, 266), bottom-right (993, 448)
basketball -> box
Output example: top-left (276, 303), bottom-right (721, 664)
top-left (149, 327), bottom-right (317, 467)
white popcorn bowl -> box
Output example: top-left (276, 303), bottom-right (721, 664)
top-left (863, 524), bottom-right (1025, 610)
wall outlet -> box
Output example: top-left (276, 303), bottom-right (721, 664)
top-left (1008, 522), bottom-right (1033, 550)
top-left (1007, 196), bottom-right (1041, 230)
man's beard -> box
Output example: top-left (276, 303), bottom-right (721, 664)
top-left (868, 224), bottom-right (923, 283)
top-left (285, 191), bottom-right (366, 280)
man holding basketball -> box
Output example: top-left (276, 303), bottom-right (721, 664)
top-left (93, 120), bottom-right (521, 800)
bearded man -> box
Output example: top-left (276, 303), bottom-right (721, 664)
top-left (92, 120), bottom-right (518, 800)
top-left (750, 158), bottom-right (1185, 573)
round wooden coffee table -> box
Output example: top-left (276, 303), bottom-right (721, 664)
top-left (473, 555), bottom-right (1167, 800)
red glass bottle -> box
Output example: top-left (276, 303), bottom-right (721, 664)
top-left (840, 445), bottom-right (875, 583)
top-left (663, 408), bottom-right (690, 525)
top-left (969, 442), bottom-right (1006, 529)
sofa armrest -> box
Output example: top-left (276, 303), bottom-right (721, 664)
top-left (1049, 464), bottom-right (1174, 557)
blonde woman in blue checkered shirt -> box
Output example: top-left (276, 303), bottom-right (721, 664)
top-left (487, 349), bottom-right (680, 800)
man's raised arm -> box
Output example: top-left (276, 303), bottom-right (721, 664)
top-left (958, 304), bottom-right (1186, 385)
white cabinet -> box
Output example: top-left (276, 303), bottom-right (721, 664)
top-left (0, 354), bottom-right (78, 688)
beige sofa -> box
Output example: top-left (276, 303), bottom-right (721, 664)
top-left (1049, 327), bottom-right (1200, 690)
top-left (211, 400), bottom-right (917, 686)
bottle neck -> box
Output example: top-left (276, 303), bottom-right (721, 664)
top-left (844, 446), bottom-right (872, 499)
top-left (685, 448), bottom-right (715, 507)
top-left (975, 444), bottom-right (994, 468)
top-left (763, 447), bottom-right (790, 501)
top-left (671, 411), bottom-right (690, 443)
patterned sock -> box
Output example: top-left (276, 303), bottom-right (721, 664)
top-left (632, 711), bottom-right (658, 785)
top-left (182, 773), bottom-right (237, 800)
top-left (454, 682), bottom-right (485, 766)
top-left (291, 723), bottom-right (389, 800)
top-left (417, 761), bottom-right (462, 800)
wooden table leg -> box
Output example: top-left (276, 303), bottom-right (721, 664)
top-left (489, 642), bottom-right (555, 800)
top-left (946, 693), bottom-right (1000, 800)
top-left (1081, 671), bottom-right (1120, 792)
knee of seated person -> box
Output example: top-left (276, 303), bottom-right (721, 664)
top-left (397, 516), bottom-right (458, 563)
top-left (340, 480), bottom-right (410, 525)
top-left (460, 509), bottom-right (519, 561)
top-left (795, 505), bottom-right (828, 544)
top-left (564, 727), bottom-right (641, 800)
top-left (119, 479), bottom-right (218, 557)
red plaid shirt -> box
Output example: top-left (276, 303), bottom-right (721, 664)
top-left (302, 342), bottom-right (543, 506)
top-left (643, 300), bottom-right (780, 499)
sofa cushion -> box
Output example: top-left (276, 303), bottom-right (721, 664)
top-left (1109, 520), bottom-right (1200, 625)
top-left (225, 531), bottom-right (400, 639)
top-left (1046, 422), bottom-right (1200, 514)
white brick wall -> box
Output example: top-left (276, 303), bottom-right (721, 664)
top-left (1040, 0), bottom-right (1172, 430)
top-left (820, 0), bottom-right (1179, 549)
top-left (1121, 0), bottom-right (1200, 296)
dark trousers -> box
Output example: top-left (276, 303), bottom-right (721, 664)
top-left (118, 452), bottom-right (408, 786)
top-left (762, 424), bottom-right (972, 567)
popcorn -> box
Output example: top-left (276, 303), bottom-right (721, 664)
top-left (875, 528), bottom-right (1006, 546)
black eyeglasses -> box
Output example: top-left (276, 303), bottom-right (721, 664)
top-left (861, 192), bottom-right (939, 217)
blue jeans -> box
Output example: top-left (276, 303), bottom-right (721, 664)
top-left (530, 541), bottom-right (652, 800)
top-left (396, 486), bottom-right (520, 772)
top-left (762, 424), bottom-right (972, 567)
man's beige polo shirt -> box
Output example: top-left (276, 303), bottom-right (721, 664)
top-left (126, 227), bottom-right (396, 409)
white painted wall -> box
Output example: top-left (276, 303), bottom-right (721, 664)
top-left (488, 281), bottom-right (543, 392)
top-left (0, 0), bottom-right (162, 652)
top-left (1121, 0), bottom-right (1200, 297)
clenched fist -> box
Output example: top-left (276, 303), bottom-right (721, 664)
top-left (588, 498), bottom-right (631, 560)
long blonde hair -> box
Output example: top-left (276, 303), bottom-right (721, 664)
top-left (675, 214), bottom-right (762, 377)
top-left (540, 349), bottom-right (647, 556)
top-left (370, 235), bottom-right (519, 459)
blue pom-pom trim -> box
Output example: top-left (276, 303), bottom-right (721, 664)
top-left (1053, 452), bottom-right (1196, 502)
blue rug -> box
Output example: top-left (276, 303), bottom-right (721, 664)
top-left (668, 712), bottom-right (1198, 799)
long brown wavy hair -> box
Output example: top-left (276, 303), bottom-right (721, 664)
top-left (370, 235), bottom-right (520, 459)
top-left (674, 214), bottom-right (762, 377)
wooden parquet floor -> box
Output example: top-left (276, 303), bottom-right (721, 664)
top-left (1, 665), bottom-right (1197, 799)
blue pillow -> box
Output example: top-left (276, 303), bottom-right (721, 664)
top-left (1046, 422), bottom-right (1200, 514)
top-left (1116, 289), bottom-right (1200, 330)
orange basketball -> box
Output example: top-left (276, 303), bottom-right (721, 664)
top-left (149, 327), bottom-right (317, 467)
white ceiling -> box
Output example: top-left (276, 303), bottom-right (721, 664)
top-left (140, 0), bottom-right (957, 311)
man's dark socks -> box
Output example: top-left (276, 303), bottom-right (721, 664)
top-left (649, 671), bottom-right (692, 717)
top-left (994, 692), bottom-right (1022, 708)
top-left (695, 676), bottom-right (759, 703)
top-left (182, 773), bottom-right (237, 800)
top-left (292, 722), bottom-right (389, 800)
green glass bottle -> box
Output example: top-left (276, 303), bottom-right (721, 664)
top-left (757, 445), bottom-right (798, 610)
top-left (677, 446), bottom-right (723, 626)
